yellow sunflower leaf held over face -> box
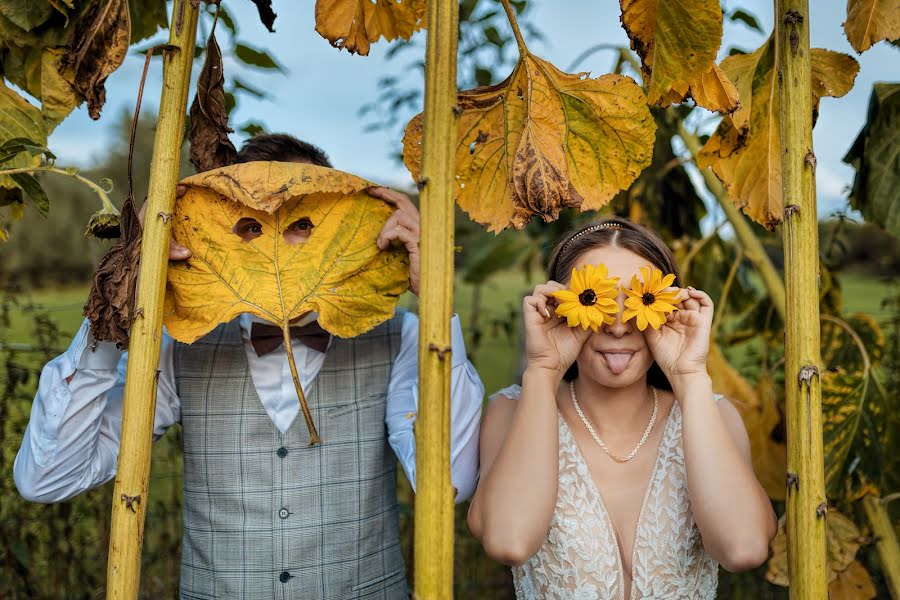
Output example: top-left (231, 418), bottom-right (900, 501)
top-left (620, 0), bottom-right (739, 113)
top-left (164, 162), bottom-right (410, 343)
top-left (552, 264), bottom-right (620, 332)
top-left (314, 0), bottom-right (426, 56)
top-left (402, 41), bottom-right (655, 233)
top-left (623, 266), bottom-right (679, 331)
top-left (697, 37), bottom-right (858, 229)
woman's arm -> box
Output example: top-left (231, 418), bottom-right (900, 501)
top-left (676, 374), bottom-right (777, 572)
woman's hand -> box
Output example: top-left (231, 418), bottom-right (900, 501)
top-left (643, 287), bottom-right (714, 387)
top-left (523, 282), bottom-right (592, 380)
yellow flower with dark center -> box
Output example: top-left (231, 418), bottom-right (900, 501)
top-left (623, 266), bottom-right (680, 331)
top-left (552, 264), bottom-right (620, 332)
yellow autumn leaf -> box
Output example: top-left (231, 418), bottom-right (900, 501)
top-left (708, 343), bottom-right (786, 500)
top-left (767, 509), bottom-right (863, 586)
top-left (314, 0), bottom-right (425, 56)
top-left (620, 0), bottom-right (739, 113)
top-left (829, 559), bottom-right (877, 600)
top-left (163, 161), bottom-right (410, 343)
top-left (402, 53), bottom-right (655, 233)
top-left (844, 0), bottom-right (900, 53)
top-left (697, 38), bottom-right (858, 228)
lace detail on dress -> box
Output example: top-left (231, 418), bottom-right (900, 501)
top-left (507, 390), bottom-right (719, 600)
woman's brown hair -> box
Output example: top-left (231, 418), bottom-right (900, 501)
top-left (547, 217), bottom-right (681, 390)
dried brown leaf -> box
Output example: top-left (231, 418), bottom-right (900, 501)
top-left (248, 0), bottom-right (276, 32)
top-left (189, 20), bottom-right (236, 173)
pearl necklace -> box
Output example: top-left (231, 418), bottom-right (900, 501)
top-left (569, 380), bottom-right (658, 463)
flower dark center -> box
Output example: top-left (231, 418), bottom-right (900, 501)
top-left (641, 292), bottom-right (656, 306)
top-left (578, 289), bottom-right (597, 306)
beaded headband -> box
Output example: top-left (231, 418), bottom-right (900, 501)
top-left (559, 221), bottom-right (623, 255)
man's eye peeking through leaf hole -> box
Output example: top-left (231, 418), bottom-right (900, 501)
top-left (233, 217), bottom-right (263, 243)
top-left (284, 217), bottom-right (314, 245)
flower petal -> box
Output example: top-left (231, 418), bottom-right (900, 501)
top-left (659, 273), bottom-right (676, 290)
top-left (646, 309), bottom-right (663, 330)
top-left (636, 310), bottom-right (649, 331)
top-left (552, 290), bottom-right (579, 303)
top-left (650, 301), bottom-right (677, 313)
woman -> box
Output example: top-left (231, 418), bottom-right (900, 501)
top-left (467, 219), bottom-right (776, 599)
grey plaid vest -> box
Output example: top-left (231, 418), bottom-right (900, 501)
top-left (173, 314), bottom-right (407, 600)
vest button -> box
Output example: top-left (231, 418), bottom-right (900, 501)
top-left (279, 571), bottom-right (291, 583)
top-left (277, 447), bottom-right (288, 458)
top-left (279, 508), bottom-right (289, 519)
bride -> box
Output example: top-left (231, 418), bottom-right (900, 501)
top-left (467, 219), bottom-right (776, 599)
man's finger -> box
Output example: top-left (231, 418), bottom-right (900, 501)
top-left (176, 184), bottom-right (189, 198)
top-left (368, 186), bottom-right (415, 210)
top-left (169, 238), bottom-right (191, 260)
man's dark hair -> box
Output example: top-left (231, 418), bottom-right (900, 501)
top-left (234, 133), bottom-right (332, 167)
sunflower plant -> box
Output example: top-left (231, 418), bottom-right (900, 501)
top-left (622, 266), bottom-right (680, 331)
top-left (551, 264), bottom-right (620, 332)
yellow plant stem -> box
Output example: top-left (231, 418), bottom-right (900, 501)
top-left (413, 0), bottom-right (458, 597)
top-left (105, 2), bottom-right (199, 598)
top-left (862, 495), bottom-right (900, 598)
top-left (677, 122), bottom-right (786, 320)
top-left (282, 323), bottom-right (320, 445)
top-left (777, 1), bottom-right (827, 598)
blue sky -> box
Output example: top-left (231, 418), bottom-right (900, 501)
top-left (47, 1), bottom-right (897, 221)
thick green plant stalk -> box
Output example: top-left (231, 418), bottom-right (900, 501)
top-left (776, 1), bottom-right (827, 597)
top-left (862, 495), bottom-right (900, 598)
top-left (105, 2), bottom-right (199, 597)
top-left (413, 0), bottom-right (459, 597)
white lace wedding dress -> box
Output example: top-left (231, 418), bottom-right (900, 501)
top-left (495, 385), bottom-right (719, 600)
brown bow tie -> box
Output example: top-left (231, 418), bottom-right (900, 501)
top-left (250, 321), bottom-right (331, 357)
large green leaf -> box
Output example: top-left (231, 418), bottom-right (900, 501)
top-left (843, 83), bottom-right (900, 237)
top-left (0, 0), bottom-right (53, 32)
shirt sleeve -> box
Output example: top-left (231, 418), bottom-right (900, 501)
top-left (385, 311), bottom-right (484, 503)
top-left (13, 318), bottom-right (180, 503)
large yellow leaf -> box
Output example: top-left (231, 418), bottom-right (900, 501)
top-left (707, 343), bottom-right (786, 500)
top-left (402, 54), bottom-right (655, 233)
top-left (767, 509), bottom-right (863, 586)
top-left (844, 0), bottom-right (900, 53)
top-left (620, 0), bottom-right (739, 113)
top-left (163, 162), bottom-right (410, 343)
top-left (314, 0), bottom-right (425, 56)
top-left (697, 38), bottom-right (858, 228)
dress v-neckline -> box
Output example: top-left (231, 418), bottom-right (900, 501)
top-left (557, 401), bottom-right (679, 600)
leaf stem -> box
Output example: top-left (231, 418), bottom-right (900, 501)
top-left (282, 324), bottom-right (321, 446)
top-left (0, 165), bottom-right (118, 214)
top-left (499, 0), bottom-right (528, 55)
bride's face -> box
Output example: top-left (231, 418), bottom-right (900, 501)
top-left (568, 245), bottom-right (658, 388)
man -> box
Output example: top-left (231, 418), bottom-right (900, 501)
top-left (14, 134), bottom-right (484, 599)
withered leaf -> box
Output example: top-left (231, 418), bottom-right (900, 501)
top-left (844, 0), bottom-right (900, 53)
top-left (828, 560), bottom-right (877, 600)
top-left (314, 0), bottom-right (426, 56)
top-left (402, 52), bottom-right (655, 233)
top-left (84, 191), bottom-right (141, 349)
top-left (65, 0), bottom-right (130, 120)
top-left (620, 0), bottom-right (739, 113)
top-left (697, 38), bottom-right (858, 228)
top-left (189, 17), bottom-right (237, 173)
top-left (248, 0), bottom-right (276, 32)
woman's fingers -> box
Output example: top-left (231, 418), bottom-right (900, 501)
top-left (687, 287), bottom-right (715, 316)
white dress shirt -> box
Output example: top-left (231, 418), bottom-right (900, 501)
top-left (14, 312), bottom-right (483, 504)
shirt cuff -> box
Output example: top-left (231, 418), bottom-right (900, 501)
top-left (73, 319), bottom-right (125, 371)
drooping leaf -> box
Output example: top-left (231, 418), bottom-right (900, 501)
top-left (64, 0), bottom-right (130, 119)
top-left (247, 0), bottom-right (276, 32)
top-left (0, 81), bottom-right (46, 221)
top-left (843, 83), bottom-right (900, 237)
top-left (233, 78), bottom-right (268, 99)
top-left (314, 0), bottom-right (426, 56)
top-left (697, 39), bottom-right (858, 228)
top-left (84, 192), bottom-right (141, 348)
top-left (767, 509), bottom-right (863, 586)
top-left (188, 18), bottom-right (237, 172)
top-left (9, 171), bottom-right (48, 216)
top-left (730, 9), bottom-right (762, 32)
top-left (39, 46), bottom-right (79, 128)
top-left (0, 0), bottom-right (54, 32)
top-left (0, 137), bottom-right (49, 166)
top-left (844, 0), bottom-right (900, 53)
top-left (620, 0), bottom-right (739, 113)
top-left (164, 162), bottom-right (410, 342)
top-left (828, 560), bottom-right (877, 600)
top-left (402, 52), bottom-right (655, 233)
